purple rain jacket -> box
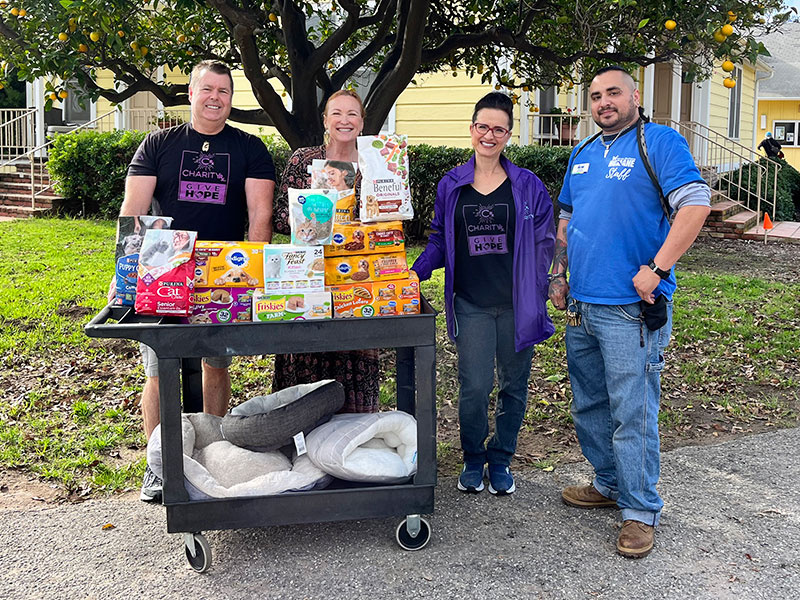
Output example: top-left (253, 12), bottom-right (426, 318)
top-left (412, 155), bottom-right (556, 351)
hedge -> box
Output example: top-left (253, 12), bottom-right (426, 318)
top-left (720, 158), bottom-right (800, 222)
top-left (46, 130), bottom-right (573, 238)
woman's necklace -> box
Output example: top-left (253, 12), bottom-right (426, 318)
top-left (599, 128), bottom-right (624, 158)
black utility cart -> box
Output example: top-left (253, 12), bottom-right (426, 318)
top-left (85, 300), bottom-right (437, 572)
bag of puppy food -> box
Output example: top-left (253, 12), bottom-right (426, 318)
top-left (114, 215), bottom-right (173, 305)
top-left (357, 134), bottom-right (413, 223)
top-left (134, 229), bottom-right (197, 316)
top-left (288, 188), bottom-right (337, 245)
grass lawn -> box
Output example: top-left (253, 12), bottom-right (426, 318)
top-left (0, 218), bottom-right (798, 499)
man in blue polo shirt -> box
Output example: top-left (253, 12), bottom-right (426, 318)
top-left (549, 66), bottom-right (711, 558)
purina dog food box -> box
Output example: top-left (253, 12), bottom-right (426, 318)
top-left (180, 287), bottom-right (256, 324)
top-left (328, 273), bottom-right (420, 318)
top-left (251, 291), bottom-right (332, 322)
top-left (194, 241), bottom-right (265, 288)
top-left (262, 244), bottom-right (325, 293)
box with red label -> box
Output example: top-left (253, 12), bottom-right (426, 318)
top-left (328, 273), bottom-right (420, 318)
top-left (252, 291), bottom-right (332, 322)
top-left (325, 220), bottom-right (405, 257)
top-left (324, 251), bottom-right (409, 285)
top-left (194, 241), bottom-right (265, 287)
top-left (180, 287), bottom-right (256, 324)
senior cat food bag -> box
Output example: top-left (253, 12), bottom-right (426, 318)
top-left (288, 188), bottom-right (337, 245)
top-left (357, 134), bottom-right (413, 223)
top-left (114, 215), bottom-right (173, 305)
top-left (134, 229), bottom-right (197, 316)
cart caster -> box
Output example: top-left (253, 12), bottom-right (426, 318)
top-left (183, 533), bottom-right (212, 573)
top-left (395, 515), bottom-right (431, 551)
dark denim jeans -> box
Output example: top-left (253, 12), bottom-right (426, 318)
top-left (565, 299), bottom-right (673, 526)
top-left (453, 295), bottom-right (535, 467)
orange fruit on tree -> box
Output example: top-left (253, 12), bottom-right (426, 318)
top-left (664, 19), bottom-right (677, 31)
top-left (728, 11), bottom-right (736, 22)
top-left (18, 7), bottom-right (26, 16)
top-left (268, 13), bottom-right (277, 22)
top-left (721, 24), bottom-right (734, 36)
top-left (58, 32), bottom-right (69, 41)
top-left (722, 60), bottom-right (735, 72)
top-left (723, 77), bottom-right (736, 88)
top-left (140, 46), bottom-right (148, 56)
top-left (117, 31), bottom-right (125, 37)
top-left (78, 43), bottom-right (88, 52)
top-left (90, 31), bottom-right (101, 42)
top-left (713, 30), bottom-right (727, 43)
top-left (48, 92), bottom-right (57, 100)
top-left (58, 90), bottom-right (68, 99)
top-left (10, 7), bottom-right (19, 16)
top-left (129, 41), bottom-right (139, 51)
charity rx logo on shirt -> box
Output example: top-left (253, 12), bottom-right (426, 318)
top-left (605, 155), bottom-right (637, 182)
top-left (178, 151), bottom-right (230, 205)
top-left (462, 203), bottom-right (509, 256)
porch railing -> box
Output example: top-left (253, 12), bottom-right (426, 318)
top-left (0, 108), bottom-right (37, 163)
top-left (654, 118), bottom-right (780, 221)
top-left (525, 113), bottom-right (594, 147)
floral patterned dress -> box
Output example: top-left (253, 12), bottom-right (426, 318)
top-left (272, 145), bottom-right (380, 413)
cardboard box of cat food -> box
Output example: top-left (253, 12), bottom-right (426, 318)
top-left (194, 241), bottom-right (265, 288)
top-left (263, 244), bottom-right (325, 293)
top-left (324, 220), bottom-right (405, 257)
top-left (251, 291), bottom-right (332, 322)
top-left (328, 273), bottom-right (420, 318)
top-left (180, 287), bottom-right (256, 324)
top-left (324, 251), bottom-right (409, 285)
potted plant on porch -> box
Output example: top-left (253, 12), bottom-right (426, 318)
top-left (550, 107), bottom-right (579, 144)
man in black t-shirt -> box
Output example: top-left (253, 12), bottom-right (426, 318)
top-left (111, 60), bottom-right (276, 503)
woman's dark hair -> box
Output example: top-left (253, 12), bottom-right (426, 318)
top-left (472, 92), bottom-right (514, 129)
top-left (324, 159), bottom-right (357, 187)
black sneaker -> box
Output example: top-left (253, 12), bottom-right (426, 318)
top-left (139, 465), bottom-right (163, 503)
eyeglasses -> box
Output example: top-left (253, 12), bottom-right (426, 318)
top-left (472, 122), bottom-right (511, 137)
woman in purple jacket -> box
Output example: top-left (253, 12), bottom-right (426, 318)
top-left (412, 92), bottom-right (555, 495)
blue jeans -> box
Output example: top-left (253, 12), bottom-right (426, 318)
top-left (454, 295), bottom-right (535, 467)
top-left (565, 299), bottom-right (673, 526)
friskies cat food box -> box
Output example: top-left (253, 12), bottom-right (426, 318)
top-left (262, 244), bottom-right (325, 293)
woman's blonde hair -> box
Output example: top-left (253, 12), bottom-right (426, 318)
top-left (324, 89), bottom-right (366, 119)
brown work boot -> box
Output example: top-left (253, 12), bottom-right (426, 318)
top-left (561, 484), bottom-right (617, 508)
top-left (616, 520), bottom-right (655, 558)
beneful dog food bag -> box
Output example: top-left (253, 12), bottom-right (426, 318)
top-left (180, 287), bottom-right (256, 324)
top-left (289, 188), bottom-right (337, 246)
top-left (329, 273), bottom-right (420, 318)
top-left (309, 159), bottom-right (357, 223)
top-left (263, 244), bottom-right (325, 293)
top-left (325, 220), bottom-right (405, 257)
top-left (324, 251), bottom-right (409, 285)
top-left (252, 291), bottom-right (332, 322)
top-left (194, 241), bottom-right (265, 288)
top-left (357, 134), bottom-right (413, 223)
top-left (114, 215), bottom-right (173, 305)
top-left (134, 229), bottom-right (197, 316)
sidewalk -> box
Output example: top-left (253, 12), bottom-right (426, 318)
top-left (2, 427), bottom-right (798, 599)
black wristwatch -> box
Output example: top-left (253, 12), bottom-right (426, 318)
top-left (648, 259), bottom-right (670, 280)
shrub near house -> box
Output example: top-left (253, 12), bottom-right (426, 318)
top-left (47, 131), bottom-right (570, 237)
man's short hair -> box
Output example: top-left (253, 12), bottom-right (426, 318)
top-left (593, 65), bottom-right (637, 89)
top-left (190, 60), bottom-right (234, 92)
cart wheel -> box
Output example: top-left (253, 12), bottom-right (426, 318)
top-left (184, 533), bottom-right (212, 573)
top-left (395, 516), bottom-right (431, 551)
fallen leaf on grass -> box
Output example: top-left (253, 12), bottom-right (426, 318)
top-left (102, 523), bottom-right (115, 530)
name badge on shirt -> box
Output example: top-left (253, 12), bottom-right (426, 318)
top-left (572, 162), bottom-right (590, 175)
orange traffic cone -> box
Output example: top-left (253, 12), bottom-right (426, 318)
top-left (763, 212), bottom-right (774, 230)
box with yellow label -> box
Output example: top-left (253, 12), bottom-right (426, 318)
top-left (328, 274), bottom-right (420, 318)
top-left (252, 291), bottom-right (332, 322)
top-left (194, 241), bottom-right (265, 287)
top-left (325, 220), bottom-right (405, 257)
top-left (324, 251), bottom-right (409, 285)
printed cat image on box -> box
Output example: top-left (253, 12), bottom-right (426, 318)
top-left (114, 215), bottom-right (173, 306)
top-left (289, 188), bottom-right (337, 246)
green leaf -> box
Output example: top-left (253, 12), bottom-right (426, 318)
top-left (638, 18), bottom-right (650, 29)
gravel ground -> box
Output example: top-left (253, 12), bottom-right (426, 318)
top-left (2, 427), bottom-right (798, 600)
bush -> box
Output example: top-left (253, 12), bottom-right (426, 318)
top-left (47, 129), bottom-right (295, 218)
top-left (720, 158), bottom-right (800, 222)
top-left (48, 129), bottom-right (147, 218)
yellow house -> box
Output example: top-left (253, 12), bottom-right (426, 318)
top-left (755, 22), bottom-right (800, 170)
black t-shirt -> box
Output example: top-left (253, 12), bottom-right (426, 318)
top-left (453, 178), bottom-right (515, 308)
top-left (128, 123), bottom-right (276, 240)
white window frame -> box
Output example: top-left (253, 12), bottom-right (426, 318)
top-left (727, 67), bottom-right (742, 139)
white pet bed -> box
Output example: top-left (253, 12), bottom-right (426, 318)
top-left (305, 411), bottom-right (418, 483)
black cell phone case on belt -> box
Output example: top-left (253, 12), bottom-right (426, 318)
top-left (641, 294), bottom-right (667, 331)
